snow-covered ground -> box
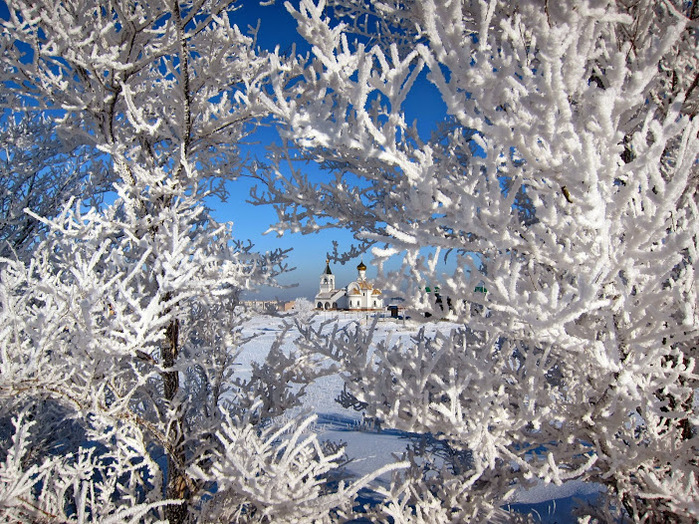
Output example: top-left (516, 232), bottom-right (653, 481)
top-left (237, 311), bottom-right (602, 522)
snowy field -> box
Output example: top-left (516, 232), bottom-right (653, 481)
top-left (237, 312), bottom-right (602, 522)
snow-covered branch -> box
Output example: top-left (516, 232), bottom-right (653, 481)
top-left (261, 0), bottom-right (699, 520)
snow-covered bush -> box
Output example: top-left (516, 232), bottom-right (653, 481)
top-left (0, 1), bottom-right (386, 521)
top-left (292, 297), bottom-right (316, 316)
top-left (194, 408), bottom-right (405, 523)
top-left (0, 158), bottom-right (350, 520)
top-left (259, 0), bottom-right (699, 521)
top-left (0, 115), bottom-right (111, 261)
top-left (0, 412), bottom-right (174, 523)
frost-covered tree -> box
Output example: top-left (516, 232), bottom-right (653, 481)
top-left (0, 115), bottom-right (111, 260)
top-left (291, 296), bottom-right (315, 315)
top-left (0, 163), bottom-right (394, 521)
top-left (259, 0), bottom-right (699, 521)
top-left (0, 1), bottom-right (394, 522)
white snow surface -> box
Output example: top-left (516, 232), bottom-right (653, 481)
top-left (238, 311), bottom-right (601, 518)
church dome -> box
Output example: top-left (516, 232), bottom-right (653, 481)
top-left (357, 261), bottom-right (367, 271)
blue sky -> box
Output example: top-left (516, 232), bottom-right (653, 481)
top-left (0, 1), bottom-right (450, 301)
top-left (215, 3), bottom-right (370, 300)
top-left (215, 2), bottom-right (451, 301)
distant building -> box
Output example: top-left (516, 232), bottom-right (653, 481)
top-left (345, 261), bottom-right (384, 310)
top-left (280, 300), bottom-right (296, 312)
top-left (241, 299), bottom-right (294, 313)
top-left (314, 260), bottom-right (384, 311)
top-left (315, 261), bottom-right (346, 310)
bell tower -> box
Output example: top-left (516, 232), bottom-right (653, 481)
top-left (319, 260), bottom-right (335, 293)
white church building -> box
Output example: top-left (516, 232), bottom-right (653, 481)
top-left (315, 260), bottom-right (384, 311)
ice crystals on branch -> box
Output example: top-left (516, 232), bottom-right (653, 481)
top-left (0, 156), bottom-right (362, 521)
top-left (0, 0), bottom-right (368, 521)
top-left (259, 0), bottom-right (699, 520)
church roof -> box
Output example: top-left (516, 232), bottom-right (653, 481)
top-left (357, 260), bottom-right (367, 271)
top-left (349, 280), bottom-right (378, 292)
top-left (315, 289), bottom-right (344, 300)
top-left (324, 260), bottom-right (332, 274)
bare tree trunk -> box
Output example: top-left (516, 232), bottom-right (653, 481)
top-left (164, 1), bottom-right (193, 518)
top-left (163, 317), bottom-right (189, 524)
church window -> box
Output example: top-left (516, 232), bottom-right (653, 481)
top-left (317, 302), bottom-right (322, 309)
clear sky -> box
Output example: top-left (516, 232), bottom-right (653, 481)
top-left (216, 2), bottom-right (452, 302)
top-left (0, 1), bottom-right (450, 302)
top-left (213, 2), bottom-right (368, 301)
